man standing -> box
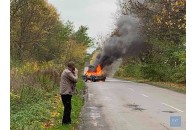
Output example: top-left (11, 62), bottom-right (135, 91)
top-left (60, 61), bottom-right (78, 125)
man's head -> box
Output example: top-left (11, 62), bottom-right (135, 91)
top-left (67, 61), bottom-right (75, 71)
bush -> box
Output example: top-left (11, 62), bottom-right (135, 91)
top-left (171, 64), bottom-right (186, 83)
top-left (19, 86), bottom-right (45, 104)
top-left (115, 64), bottom-right (142, 79)
top-left (123, 64), bottom-right (142, 78)
top-left (11, 101), bottom-right (52, 130)
top-left (141, 63), bottom-right (173, 82)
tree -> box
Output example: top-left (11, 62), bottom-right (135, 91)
top-left (11, 0), bottom-right (60, 61)
top-left (115, 0), bottom-right (186, 83)
top-left (72, 26), bottom-right (93, 47)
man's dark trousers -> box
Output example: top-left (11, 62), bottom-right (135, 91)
top-left (61, 94), bottom-right (72, 125)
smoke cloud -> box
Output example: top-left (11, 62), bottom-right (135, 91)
top-left (94, 15), bottom-right (149, 70)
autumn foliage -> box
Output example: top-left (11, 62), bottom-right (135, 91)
top-left (115, 0), bottom-right (186, 84)
top-left (10, 0), bottom-right (92, 129)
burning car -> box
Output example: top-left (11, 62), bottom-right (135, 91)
top-left (82, 65), bottom-right (106, 82)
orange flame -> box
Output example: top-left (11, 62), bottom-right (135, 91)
top-left (85, 65), bottom-right (103, 76)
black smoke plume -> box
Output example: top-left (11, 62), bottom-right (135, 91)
top-left (94, 15), bottom-right (150, 69)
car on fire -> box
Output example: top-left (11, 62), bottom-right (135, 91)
top-left (82, 65), bottom-right (106, 82)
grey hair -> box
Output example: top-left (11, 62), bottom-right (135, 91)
top-left (67, 61), bottom-right (75, 68)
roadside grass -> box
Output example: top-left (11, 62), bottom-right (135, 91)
top-left (10, 79), bottom-right (85, 130)
top-left (114, 76), bottom-right (186, 94)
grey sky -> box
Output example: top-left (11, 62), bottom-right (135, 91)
top-left (47, 0), bottom-right (118, 38)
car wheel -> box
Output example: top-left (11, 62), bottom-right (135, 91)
top-left (84, 78), bottom-right (87, 82)
top-left (92, 77), bottom-right (96, 82)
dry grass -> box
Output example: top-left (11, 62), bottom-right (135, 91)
top-left (115, 76), bottom-right (186, 94)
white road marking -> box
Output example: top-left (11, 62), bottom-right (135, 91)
top-left (162, 102), bottom-right (184, 112)
top-left (141, 94), bottom-right (149, 97)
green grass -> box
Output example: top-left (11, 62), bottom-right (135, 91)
top-left (114, 76), bottom-right (186, 94)
top-left (10, 78), bottom-right (85, 130)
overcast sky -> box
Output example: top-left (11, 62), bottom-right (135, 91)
top-left (47, 0), bottom-right (118, 39)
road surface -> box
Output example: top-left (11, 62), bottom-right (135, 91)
top-left (78, 78), bottom-right (186, 130)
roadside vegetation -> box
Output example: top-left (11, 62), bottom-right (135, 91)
top-left (10, 62), bottom-right (86, 129)
top-left (113, 0), bottom-right (186, 92)
top-left (10, 0), bottom-right (92, 129)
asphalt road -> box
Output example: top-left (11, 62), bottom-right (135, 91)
top-left (78, 78), bottom-right (186, 130)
